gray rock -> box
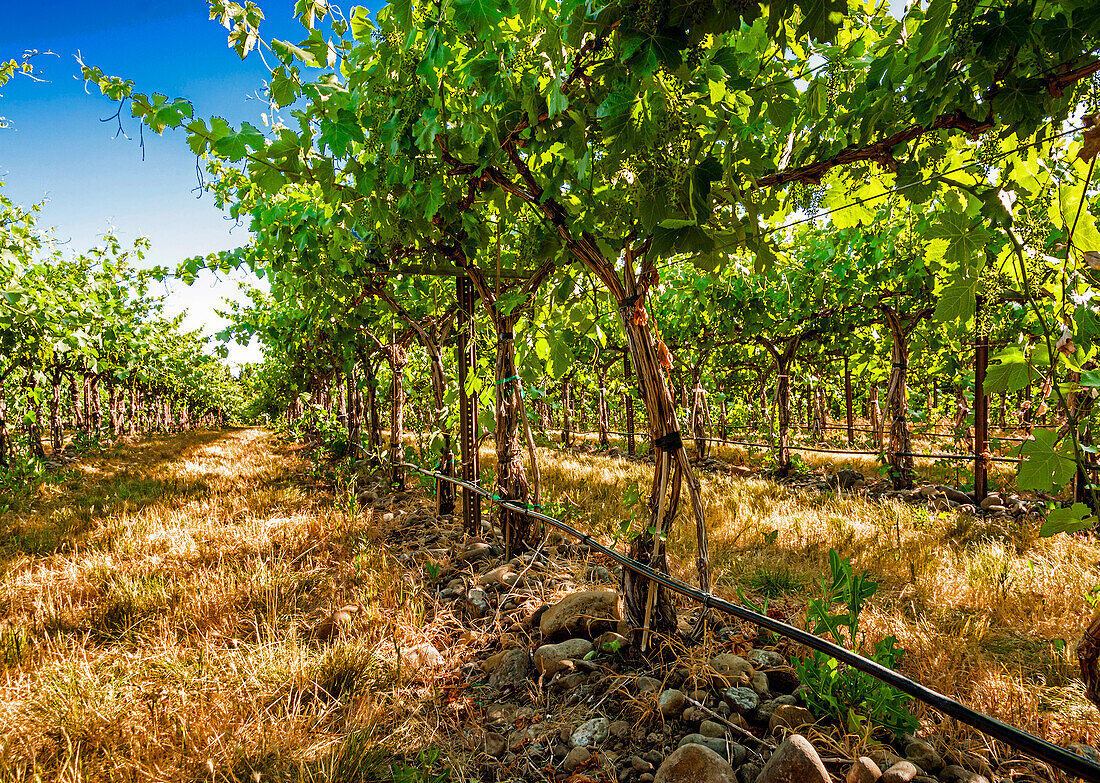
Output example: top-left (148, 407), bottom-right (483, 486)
top-left (746, 649), bottom-right (786, 669)
top-left (905, 740), bottom-right (943, 773)
top-left (541, 591), bottom-right (622, 639)
top-left (534, 638), bottom-right (593, 677)
top-left (632, 756), bottom-right (656, 773)
top-left (939, 765), bottom-right (990, 783)
top-left (640, 775), bottom-right (654, 783)
top-left (655, 743), bottom-right (738, 783)
top-left (882, 761), bottom-right (919, 783)
top-left (488, 648), bottom-right (532, 691)
top-left (659, 689), bottom-right (687, 716)
top-left (937, 485), bottom-right (973, 504)
top-left (709, 654), bottom-right (754, 688)
top-left (485, 732), bottom-right (507, 757)
top-left (610, 720), bottom-right (631, 739)
top-left (562, 746), bottom-right (592, 772)
top-left (457, 542), bottom-right (492, 562)
top-left (846, 756), bottom-right (881, 783)
top-left (755, 734), bottom-right (830, 783)
top-left (643, 750), bottom-right (664, 766)
top-left (679, 735), bottom-right (727, 756)
top-left (699, 720), bottom-right (726, 739)
top-left (637, 675), bottom-right (662, 694)
top-left (570, 717), bottom-right (610, 748)
top-left (587, 565), bottom-right (614, 583)
top-left (750, 671), bottom-right (770, 696)
top-left (830, 469), bottom-right (865, 490)
top-left (723, 687), bottom-right (760, 715)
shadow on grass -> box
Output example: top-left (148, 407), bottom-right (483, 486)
top-left (0, 429), bottom-right (228, 571)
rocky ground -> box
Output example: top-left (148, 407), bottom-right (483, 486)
top-left (332, 465), bottom-right (1097, 783)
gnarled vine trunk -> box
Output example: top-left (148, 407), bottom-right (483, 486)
top-left (49, 367), bottom-right (64, 457)
top-left (880, 306), bottom-right (916, 490)
top-left (762, 338), bottom-right (799, 476)
top-left (597, 372), bottom-right (610, 449)
top-left (691, 375), bottom-right (708, 462)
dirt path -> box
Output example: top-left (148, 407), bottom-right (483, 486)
top-left (0, 428), bottom-right (451, 782)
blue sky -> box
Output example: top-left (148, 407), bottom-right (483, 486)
top-left (0, 1), bottom-right (313, 367)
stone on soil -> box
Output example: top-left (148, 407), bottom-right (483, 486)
top-left (881, 760), bottom-right (919, 783)
top-left (768, 704), bottom-right (815, 731)
top-left (699, 720), bottom-right (725, 739)
top-left (465, 587), bottom-right (490, 618)
top-left (654, 743), bottom-right (737, 783)
top-left (540, 590), bottom-right (622, 639)
top-left (755, 734), bottom-right (830, 783)
top-left (846, 756), bottom-right (882, 783)
top-left (310, 605), bottom-right (359, 641)
top-left (484, 732), bottom-right (507, 758)
top-left (764, 666), bottom-right (801, 694)
top-left (488, 648), bottom-right (532, 691)
top-left (709, 654), bottom-right (754, 687)
top-left (570, 717), bottom-right (610, 748)
top-left (534, 638), bottom-right (593, 677)
top-left (939, 765), bottom-right (991, 783)
top-left (723, 686), bottom-right (760, 715)
top-left (746, 648), bottom-right (785, 669)
top-left (659, 689), bottom-right (687, 716)
top-left (562, 746), bottom-right (592, 772)
top-left (905, 740), bottom-right (943, 772)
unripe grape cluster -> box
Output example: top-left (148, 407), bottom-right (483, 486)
top-left (790, 182), bottom-right (824, 213)
top-left (951, 0), bottom-right (979, 56)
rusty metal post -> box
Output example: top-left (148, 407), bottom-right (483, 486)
top-left (457, 276), bottom-right (481, 534)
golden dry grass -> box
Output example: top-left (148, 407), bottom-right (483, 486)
top-left (3, 424), bottom-right (1097, 782)
top-left (0, 428), bottom-right (468, 783)
top-left (481, 435), bottom-right (1100, 754)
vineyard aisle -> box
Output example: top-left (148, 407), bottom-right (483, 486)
top-left (2, 428), bottom-right (1100, 781)
top-left (0, 427), bottom-right (441, 780)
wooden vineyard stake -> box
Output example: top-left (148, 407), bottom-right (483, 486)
top-left (641, 449), bottom-right (671, 653)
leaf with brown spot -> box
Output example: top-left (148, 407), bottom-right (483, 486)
top-left (1081, 113), bottom-right (1100, 162)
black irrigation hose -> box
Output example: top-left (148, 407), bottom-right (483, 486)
top-left (399, 462), bottom-right (1100, 781)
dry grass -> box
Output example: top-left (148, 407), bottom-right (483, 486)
top-left (4, 424), bottom-right (1096, 781)
top-left (476, 436), bottom-right (1100, 753)
top-left (0, 428), bottom-right (467, 783)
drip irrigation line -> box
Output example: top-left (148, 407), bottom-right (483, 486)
top-left (395, 460), bottom-right (1100, 782)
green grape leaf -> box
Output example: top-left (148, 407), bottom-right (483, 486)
top-left (1040, 503), bottom-right (1095, 537)
top-left (1017, 428), bottom-right (1077, 492)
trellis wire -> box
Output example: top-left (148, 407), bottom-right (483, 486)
top-left (543, 427), bottom-right (1022, 464)
top-left (396, 460), bottom-right (1100, 782)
